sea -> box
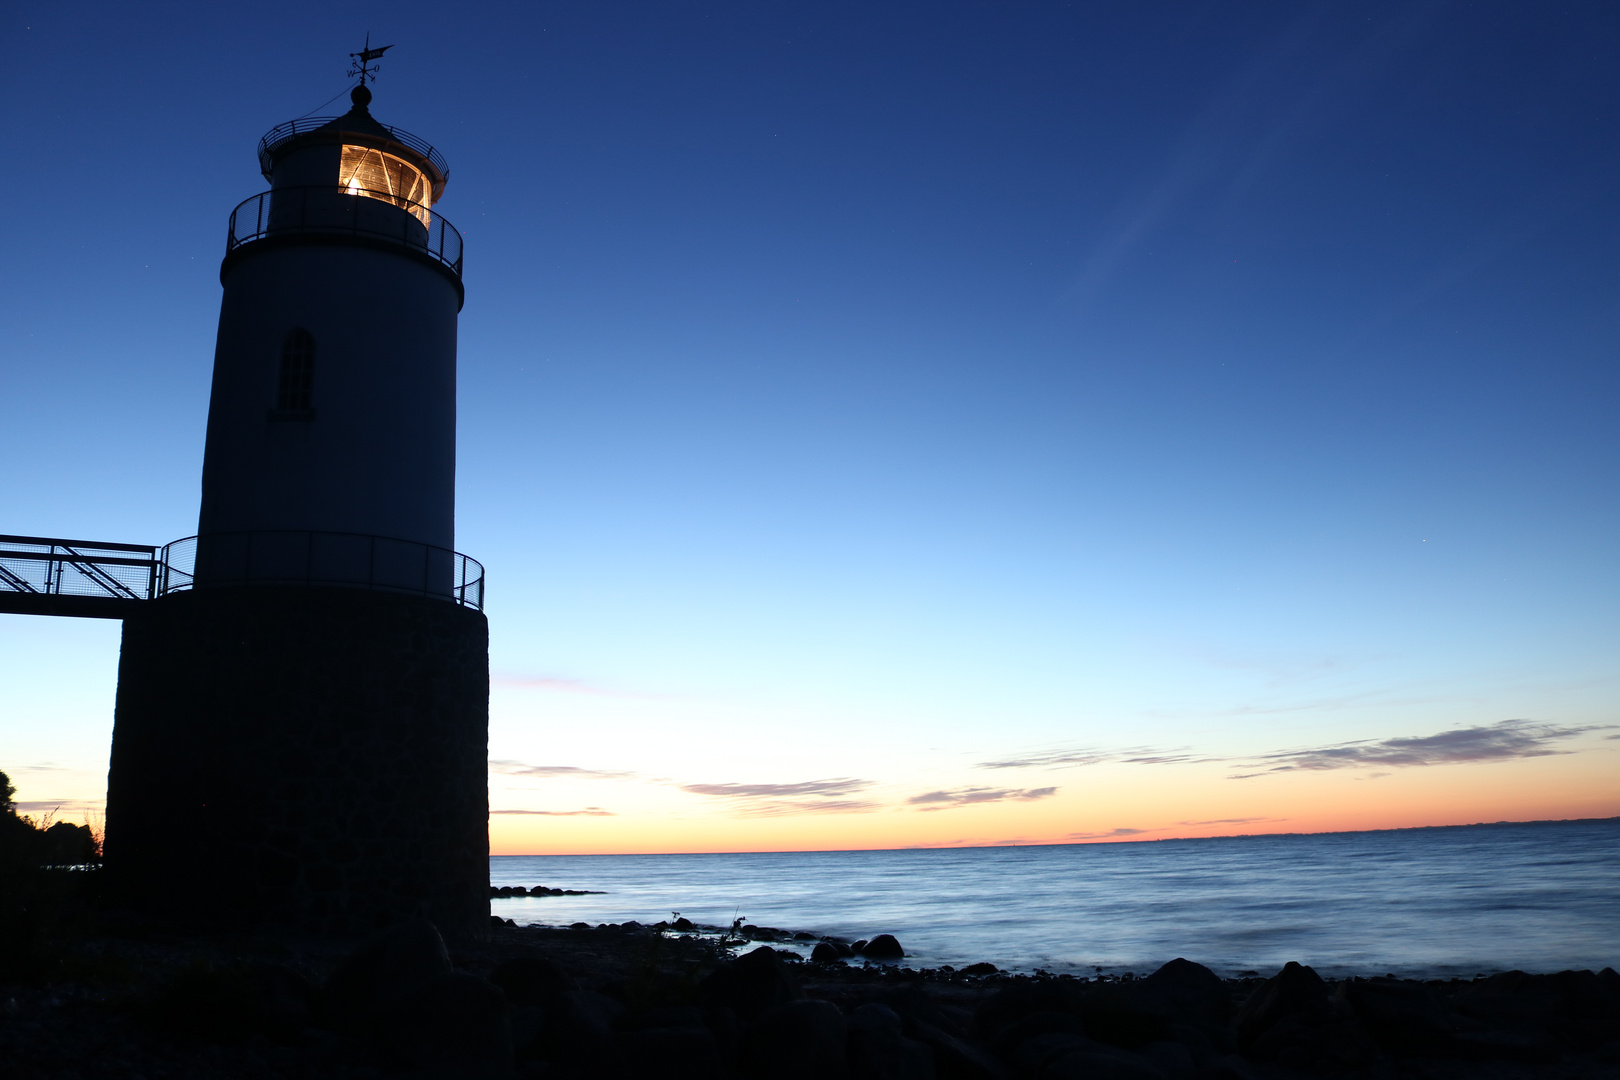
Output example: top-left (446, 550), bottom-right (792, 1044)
top-left (490, 817), bottom-right (1620, 980)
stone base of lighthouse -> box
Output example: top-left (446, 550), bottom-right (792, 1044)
top-left (105, 587), bottom-right (489, 941)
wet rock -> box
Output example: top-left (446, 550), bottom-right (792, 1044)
top-left (863, 935), bottom-right (906, 961)
top-left (959, 963), bottom-right (999, 977)
top-left (672, 916), bottom-right (696, 930)
top-left (740, 998), bottom-right (849, 1080)
top-left (700, 946), bottom-right (807, 1025)
top-left (814, 942), bottom-right (847, 964)
top-left (324, 919), bottom-right (453, 1035)
top-left (374, 971), bottom-right (513, 1079)
top-left (848, 1003), bottom-right (936, 1080)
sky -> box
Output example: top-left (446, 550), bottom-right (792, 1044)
top-left (1, 1), bottom-right (1617, 855)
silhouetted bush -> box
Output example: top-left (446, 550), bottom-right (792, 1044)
top-left (0, 767), bottom-right (102, 981)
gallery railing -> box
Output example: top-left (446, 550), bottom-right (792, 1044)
top-left (226, 187), bottom-right (463, 277)
top-left (257, 117), bottom-right (450, 182)
top-left (160, 531), bottom-right (484, 611)
top-left (0, 534), bottom-right (160, 601)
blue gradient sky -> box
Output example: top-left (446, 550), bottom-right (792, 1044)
top-left (2, 2), bottom-right (1617, 850)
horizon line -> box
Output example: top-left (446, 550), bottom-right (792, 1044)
top-left (490, 813), bottom-right (1620, 859)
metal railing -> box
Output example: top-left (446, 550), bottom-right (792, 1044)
top-left (258, 116), bottom-right (449, 182)
top-left (161, 531), bottom-right (484, 610)
top-left (0, 535), bottom-right (159, 601)
top-left (226, 187), bottom-right (463, 277)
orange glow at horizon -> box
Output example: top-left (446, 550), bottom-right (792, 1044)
top-left (488, 751), bottom-right (1620, 856)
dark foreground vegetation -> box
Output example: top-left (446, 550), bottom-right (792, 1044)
top-left (4, 905), bottom-right (1619, 1080)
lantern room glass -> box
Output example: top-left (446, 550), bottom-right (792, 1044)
top-left (340, 145), bottom-right (432, 224)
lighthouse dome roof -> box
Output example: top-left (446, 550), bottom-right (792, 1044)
top-left (257, 85), bottom-right (449, 202)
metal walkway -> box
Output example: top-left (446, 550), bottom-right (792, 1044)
top-left (0, 534), bottom-right (158, 619)
top-left (0, 531), bottom-right (486, 618)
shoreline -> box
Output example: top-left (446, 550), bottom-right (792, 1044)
top-left (6, 916), bottom-right (1616, 1078)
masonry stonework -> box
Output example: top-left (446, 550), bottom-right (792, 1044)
top-left (105, 586), bottom-right (489, 940)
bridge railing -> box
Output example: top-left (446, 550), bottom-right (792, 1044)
top-left (0, 535), bottom-right (159, 601)
top-left (1, 532), bottom-right (484, 613)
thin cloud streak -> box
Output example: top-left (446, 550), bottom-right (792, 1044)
top-left (678, 779), bottom-right (872, 799)
top-left (977, 747), bottom-right (1208, 770)
top-left (908, 786), bottom-right (1058, 812)
top-left (1067, 827), bottom-right (1148, 840)
top-left (1178, 817), bottom-right (1285, 827)
top-left (491, 807), bottom-right (615, 817)
top-left (678, 778), bottom-right (879, 818)
top-left (489, 760), bottom-right (637, 781)
top-left (1231, 719), bottom-right (1609, 778)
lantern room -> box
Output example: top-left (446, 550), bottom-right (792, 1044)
top-left (256, 84), bottom-right (448, 218)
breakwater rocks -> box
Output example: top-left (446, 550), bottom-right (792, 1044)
top-left (490, 885), bottom-right (604, 898)
top-left (3, 921), bottom-right (1618, 1079)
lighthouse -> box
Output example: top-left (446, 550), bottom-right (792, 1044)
top-left (103, 53), bottom-right (490, 940)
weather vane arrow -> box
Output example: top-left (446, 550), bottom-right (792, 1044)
top-left (348, 33), bottom-right (395, 85)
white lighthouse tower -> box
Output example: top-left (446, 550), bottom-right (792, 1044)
top-left (195, 71), bottom-right (465, 595)
top-left (105, 51), bottom-right (490, 940)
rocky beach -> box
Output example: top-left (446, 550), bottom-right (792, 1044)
top-left (5, 908), bottom-right (1619, 1080)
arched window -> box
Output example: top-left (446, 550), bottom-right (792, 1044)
top-left (276, 329), bottom-right (315, 413)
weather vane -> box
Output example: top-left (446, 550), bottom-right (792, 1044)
top-left (348, 33), bottom-right (394, 86)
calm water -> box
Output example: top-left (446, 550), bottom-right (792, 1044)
top-left (490, 818), bottom-right (1620, 979)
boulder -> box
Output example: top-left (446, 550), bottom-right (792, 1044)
top-left (374, 971), bottom-right (513, 1078)
top-left (813, 942), bottom-right (846, 964)
top-left (1140, 959), bottom-right (1228, 1025)
top-left (973, 981), bottom-right (1086, 1042)
top-left (847, 1003), bottom-right (936, 1080)
top-left (987, 1011), bottom-right (1089, 1063)
top-left (1079, 984), bottom-right (1172, 1049)
top-left (700, 946), bottom-right (807, 1025)
top-left (1040, 1047), bottom-right (1167, 1080)
top-left (740, 998), bottom-right (849, 1080)
top-left (324, 919), bottom-right (453, 1035)
top-left (876, 982), bottom-right (959, 1037)
top-left (622, 1024), bottom-right (726, 1080)
top-left (904, 1017), bottom-right (1006, 1080)
top-left (1232, 962), bottom-right (1330, 1049)
top-left (863, 935), bottom-right (905, 961)
top-left (147, 960), bottom-right (316, 1044)
top-left (1339, 978), bottom-right (1457, 1056)
top-left (1003, 1030), bottom-right (1105, 1074)
top-left (489, 956), bottom-right (577, 1007)
top-left (535, 989), bottom-right (625, 1063)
